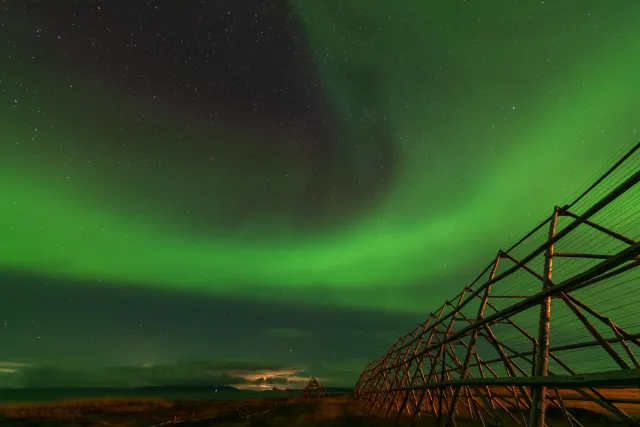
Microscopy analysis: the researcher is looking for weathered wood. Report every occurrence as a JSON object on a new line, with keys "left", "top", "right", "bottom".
{"left": 529, "top": 206, "right": 558, "bottom": 427}
{"left": 359, "top": 367, "right": 640, "bottom": 391}
{"left": 444, "top": 254, "right": 501, "bottom": 427}
{"left": 351, "top": 143, "right": 640, "bottom": 427}
{"left": 553, "top": 252, "right": 612, "bottom": 259}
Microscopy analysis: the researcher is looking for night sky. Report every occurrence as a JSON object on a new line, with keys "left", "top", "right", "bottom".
{"left": 1, "top": 0, "right": 639, "bottom": 390}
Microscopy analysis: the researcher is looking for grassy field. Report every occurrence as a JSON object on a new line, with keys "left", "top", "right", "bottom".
{"left": 0, "top": 390, "right": 637, "bottom": 426}
{"left": 0, "top": 395, "right": 299, "bottom": 426}
{"left": 0, "top": 395, "right": 381, "bottom": 427}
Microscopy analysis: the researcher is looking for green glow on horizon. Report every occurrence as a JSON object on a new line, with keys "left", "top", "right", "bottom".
{"left": 1, "top": 1, "right": 639, "bottom": 313}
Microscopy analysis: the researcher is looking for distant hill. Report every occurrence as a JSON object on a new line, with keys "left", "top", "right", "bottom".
{"left": 258, "top": 387, "right": 352, "bottom": 393}
{"left": 0, "top": 385, "right": 244, "bottom": 404}
{"left": 0, "top": 385, "right": 241, "bottom": 393}
{"left": 325, "top": 387, "right": 352, "bottom": 393}
{"left": 132, "top": 385, "right": 240, "bottom": 392}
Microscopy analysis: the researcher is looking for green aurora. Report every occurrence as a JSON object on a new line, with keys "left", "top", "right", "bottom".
{"left": 1, "top": 0, "right": 639, "bottom": 313}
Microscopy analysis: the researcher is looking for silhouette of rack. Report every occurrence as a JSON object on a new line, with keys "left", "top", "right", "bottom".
{"left": 301, "top": 376, "right": 329, "bottom": 400}
{"left": 351, "top": 138, "right": 640, "bottom": 427}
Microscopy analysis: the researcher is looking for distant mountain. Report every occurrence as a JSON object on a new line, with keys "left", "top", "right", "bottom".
{"left": 258, "top": 387, "right": 352, "bottom": 393}
{"left": 325, "top": 387, "right": 352, "bottom": 393}
{"left": 131, "top": 385, "right": 240, "bottom": 392}
{"left": 0, "top": 385, "right": 241, "bottom": 392}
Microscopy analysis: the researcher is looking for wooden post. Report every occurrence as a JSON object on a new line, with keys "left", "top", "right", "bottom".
{"left": 442, "top": 253, "right": 501, "bottom": 427}
{"left": 438, "top": 346, "right": 447, "bottom": 423}
{"left": 388, "top": 316, "right": 434, "bottom": 420}
{"left": 379, "top": 335, "right": 411, "bottom": 417}
{"left": 529, "top": 207, "right": 558, "bottom": 427}
{"left": 435, "top": 291, "right": 467, "bottom": 424}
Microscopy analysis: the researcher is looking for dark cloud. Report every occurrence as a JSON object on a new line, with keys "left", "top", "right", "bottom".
{"left": 0, "top": 357, "right": 362, "bottom": 390}
{"left": 252, "top": 376, "right": 290, "bottom": 386}
{"left": 9, "top": 359, "right": 300, "bottom": 389}
{"left": 167, "top": 359, "right": 294, "bottom": 373}
{"left": 0, "top": 361, "right": 28, "bottom": 372}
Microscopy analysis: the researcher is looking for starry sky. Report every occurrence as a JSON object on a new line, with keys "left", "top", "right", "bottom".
{"left": 1, "top": 0, "right": 639, "bottom": 390}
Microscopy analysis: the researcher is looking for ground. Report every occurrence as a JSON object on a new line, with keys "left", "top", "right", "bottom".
{"left": 0, "top": 393, "right": 636, "bottom": 426}
{"left": 0, "top": 394, "right": 379, "bottom": 427}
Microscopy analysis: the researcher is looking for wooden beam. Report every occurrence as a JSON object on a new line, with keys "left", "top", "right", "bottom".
{"left": 359, "top": 367, "right": 640, "bottom": 391}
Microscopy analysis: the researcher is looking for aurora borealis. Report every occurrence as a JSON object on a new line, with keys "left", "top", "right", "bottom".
{"left": 1, "top": 0, "right": 639, "bottom": 389}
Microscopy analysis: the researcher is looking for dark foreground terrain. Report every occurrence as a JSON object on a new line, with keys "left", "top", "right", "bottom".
{"left": 0, "top": 393, "right": 636, "bottom": 427}
{"left": 0, "top": 395, "right": 384, "bottom": 427}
